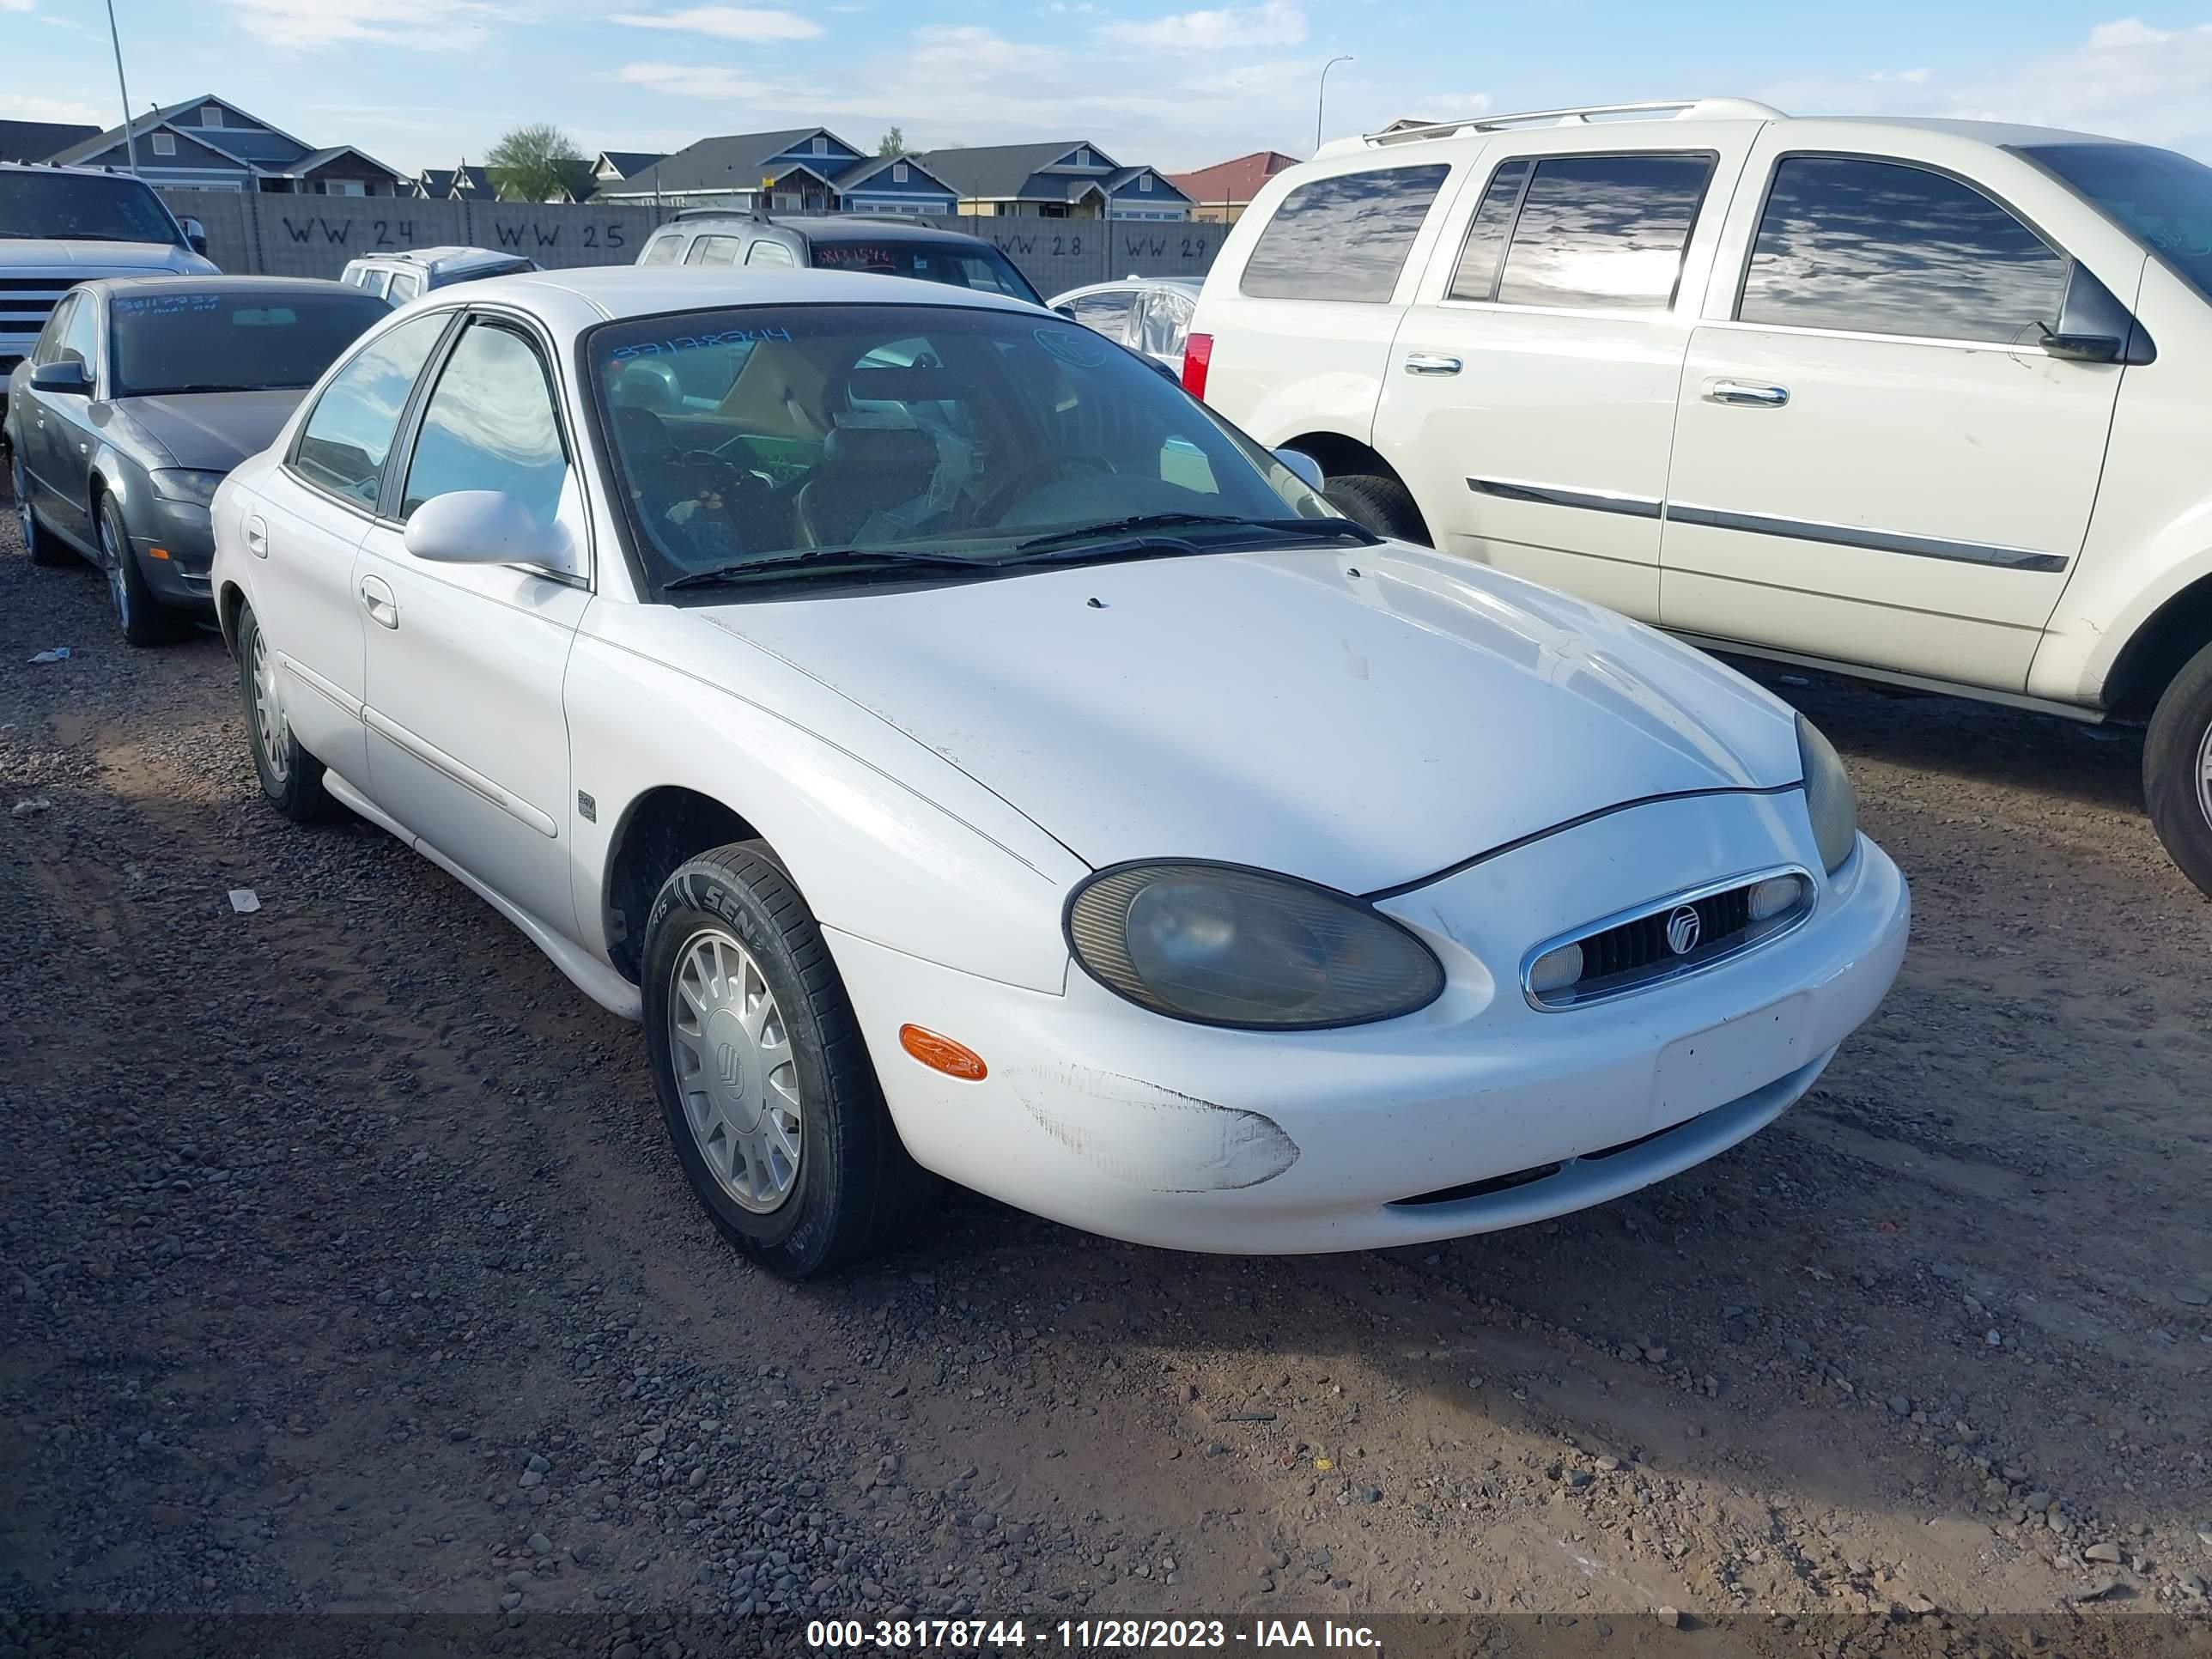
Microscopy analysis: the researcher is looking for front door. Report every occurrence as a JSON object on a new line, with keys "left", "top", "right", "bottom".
{"left": 1660, "top": 137, "right": 2130, "bottom": 689}
{"left": 356, "top": 313, "right": 590, "bottom": 937}
{"left": 1376, "top": 137, "right": 1754, "bottom": 622}
{"left": 27, "top": 293, "right": 102, "bottom": 546}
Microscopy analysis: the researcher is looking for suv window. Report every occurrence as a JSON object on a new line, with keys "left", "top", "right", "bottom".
{"left": 1488, "top": 153, "right": 1714, "bottom": 311}
{"left": 1739, "top": 156, "right": 2069, "bottom": 343}
{"left": 388, "top": 270, "right": 424, "bottom": 304}
{"left": 1240, "top": 164, "right": 1451, "bottom": 302}
{"left": 687, "top": 235, "right": 740, "bottom": 266}
{"left": 0, "top": 170, "right": 180, "bottom": 246}
{"left": 292, "top": 310, "right": 450, "bottom": 507}
{"left": 1447, "top": 159, "right": 1533, "bottom": 301}
{"left": 639, "top": 234, "right": 683, "bottom": 266}
{"left": 400, "top": 319, "right": 569, "bottom": 526}
{"left": 744, "top": 240, "right": 795, "bottom": 268}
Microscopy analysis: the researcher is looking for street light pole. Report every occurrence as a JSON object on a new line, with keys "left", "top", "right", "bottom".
{"left": 1316, "top": 54, "right": 1353, "bottom": 155}
{"left": 105, "top": 0, "right": 141, "bottom": 178}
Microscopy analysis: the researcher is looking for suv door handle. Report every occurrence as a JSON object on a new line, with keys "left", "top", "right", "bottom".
{"left": 245, "top": 516, "right": 268, "bottom": 558}
{"left": 360, "top": 574, "right": 399, "bottom": 629}
{"left": 1403, "top": 353, "right": 1463, "bottom": 376}
{"left": 1707, "top": 379, "right": 1790, "bottom": 407}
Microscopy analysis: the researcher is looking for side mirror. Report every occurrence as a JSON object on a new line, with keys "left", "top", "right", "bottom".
{"left": 1052, "top": 304, "right": 1079, "bottom": 322}
{"left": 404, "top": 490, "right": 575, "bottom": 575}
{"left": 29, "top": 359, "right": 92, "bottom": 396}
{"left": 1273, "top": 447, "right": 1326, "bottom": 493}
{"left": 2039, "top": 331, "right": 2122, "bottom": 364}
{"left": 181, "top": 216, "right": 208, "bottom": 257}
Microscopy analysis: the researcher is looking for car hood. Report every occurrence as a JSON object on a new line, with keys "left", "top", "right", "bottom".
{"left": 699, "top": 543, "right": 1805, "bottom": 894}
{"left": 113, "top": 390, "right": 305, "bottom": 472}
{"left": 0, "top": 240, "right": 199, "bottom": 271}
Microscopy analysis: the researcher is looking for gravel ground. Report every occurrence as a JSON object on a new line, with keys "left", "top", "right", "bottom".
{"left": 2, "top": 503, "right": 2209, "bottom": 1644}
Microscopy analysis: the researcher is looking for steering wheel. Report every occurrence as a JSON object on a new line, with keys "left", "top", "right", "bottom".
{"left": 979, "top": 453, "right": 1114, "bottom": 525}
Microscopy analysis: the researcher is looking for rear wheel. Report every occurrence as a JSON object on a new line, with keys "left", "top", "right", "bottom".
{"left": 1323, "top": 471, "right": 1430, "bottom": 545}
{"left": 235, "top": 600, "right": 335, "bottom": 822}
{"left": 2145, "top": 639, "right": 2212, "bottom": 900}
{"left": 641, "top": 841, "right": 935, "bottom": 1278}
{"left": 99, "top": 494, "right": 188, "bottom": 647}
{"left": 11, "top": 452, "right": 68, "bottom": 567}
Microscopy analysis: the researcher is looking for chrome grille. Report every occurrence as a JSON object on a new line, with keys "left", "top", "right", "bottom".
{"left": 1522, "top": 866, "right": 1813, "bottom": 1010}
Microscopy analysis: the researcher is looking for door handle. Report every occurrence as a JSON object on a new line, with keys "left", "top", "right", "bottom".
{"left": 360, "top": 575, "right": 398, "bottom": 629}
{"left": 1403, "top": 352, "right": 1463, "bottom": 376}
{"left": 1707, "top": 379, "right": 1790, "bottom": 408}
{"left": 245, "top": 516, "right": 268, "bottom": 558}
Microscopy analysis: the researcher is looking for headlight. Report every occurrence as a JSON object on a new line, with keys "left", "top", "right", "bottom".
{"left": 1066, "top": 861, "right": 1444, "bottom": 1029}
{"left": 149, "top": 468, "right": 225, "bottom": 507}
{"left": 1797, "top": 715, "right": 1858, "bottom": 875}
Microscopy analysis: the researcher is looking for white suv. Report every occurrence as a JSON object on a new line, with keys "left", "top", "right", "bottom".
{"left": 1187, "top": 98, "right": 2212, "bottom": 896}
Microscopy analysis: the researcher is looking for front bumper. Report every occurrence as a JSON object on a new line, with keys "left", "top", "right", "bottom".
{"left": 830, "top": 788, "right": 1910, "bottom": 1255}
{"left": 130, "top": 496, "right": 216, "bottom": 606}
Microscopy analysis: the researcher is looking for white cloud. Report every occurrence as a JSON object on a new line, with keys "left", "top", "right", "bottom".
{"left": 0, "top": 0, "right": 36, "bottom": 14}
{"left": 1866, "top": 68, "right": 1929, "bottom": 84}
{"left": 222, "top": 0, "right": 512, "bottom": 50}
{"left": 1094, "top": 0, "right": 1304, "bottom": 52}
{"left": 617, "top": 62, "right": 789, "bottom": 98}
{"left": 611, "top": 6, "right": 821, "bottom": 42}
{"left": 0, "top": 92, "right": 104, "bottom": 124}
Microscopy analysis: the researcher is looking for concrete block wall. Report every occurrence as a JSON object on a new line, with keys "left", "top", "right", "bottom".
{"left": 159, "top": 192, "right": 1224, "bottom": 296}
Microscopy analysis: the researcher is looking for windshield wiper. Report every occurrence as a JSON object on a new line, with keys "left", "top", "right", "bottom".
{"left": 134, "top": 383, "right": 265, "bottom": 396}
{"left": 1007, "top": 512, "right": 1381, "bottom": 560}
{"left": 663, "top": 546, "right": 991, "bottom": 590}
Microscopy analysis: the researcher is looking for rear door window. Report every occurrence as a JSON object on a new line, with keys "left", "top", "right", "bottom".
{"left": 1239, "top": 164, "right": 1451, "bottom": 302}
{"left": 1492, "top": 153, "right": 1716, "bottom": 311}
{"left": 687, "top": 235, "right": 740, "bottom": 266}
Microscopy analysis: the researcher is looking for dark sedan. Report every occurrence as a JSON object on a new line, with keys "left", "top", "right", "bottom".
{"left": 4, "top": 276, "right": 388, "bottom": 644}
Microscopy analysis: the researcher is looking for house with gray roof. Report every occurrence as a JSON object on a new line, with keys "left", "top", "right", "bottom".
{"left": 412, "top": 162, "right": 496, "bottom": 201}
{"left": 915, "top": 140, "right": 1190, "bottom": 222}
{"left": 595, "top": 127, "right": 958, "bottom": 217}
{"left": 591, "top": 150, "right": 666, "bottom": 191}
{"left": 48, "top": 94, "right": 405, "bottom": 195}
{"left": 0, "top": 119, "right": 99, "bottom": 164}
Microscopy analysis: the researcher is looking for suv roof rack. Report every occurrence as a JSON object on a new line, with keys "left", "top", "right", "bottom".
{"left": 1344, "top": 98, "right": 1786, "bottom": 152}
{"left": 669, "top": 205, "right": 769, "bottom": 223}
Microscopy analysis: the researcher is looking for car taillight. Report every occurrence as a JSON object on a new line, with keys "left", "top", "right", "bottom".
{"left": 1181, "top": 331, "right": 1212, "bottom": 400}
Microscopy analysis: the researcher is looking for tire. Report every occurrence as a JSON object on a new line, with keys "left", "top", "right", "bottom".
{"left": 11, "top": 451, "right": 69, "bottom": 568}
{"left": 641, "top": 841, "right": 935, "bottom": 1279}
{"left": 234, "top": 599, "right": 336, "bottom": 822}
{"left": 98, "top": 494, "right": 188, "bottom": 647}
{"left": 1323, "top": 471, "right": 1431, "bottom": 545}
{"left": 2144, "top": 638, "right": 2212, "bottom": 899}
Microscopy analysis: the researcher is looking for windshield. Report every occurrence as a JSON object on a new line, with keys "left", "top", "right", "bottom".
{"left": 0, "top": 172, "right": 182, "bottom": 246}
{"left": 589, "top": 302, "right": 1334, "bottom": 598}
{"left": 807, "top": 240, "right": 1043, "bottom": 306}
{"left": 110, "top": 288, "right": 391, "bottom": 397}
{"left": 2020, "top": 141, "right": 2212, "bottom": 304}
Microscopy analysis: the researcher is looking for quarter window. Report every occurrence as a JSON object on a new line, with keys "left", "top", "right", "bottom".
{"left": 1492, "top": 153, "right": 1714, "bottom": 311}
{"left": 399, "top": 320, "right": 569, "bottom": 528}
{"left": 1739, "top": 156, "right": 2069, "bottom": 343}
{"left": 638, "top": 234, "right": 682, "bottom": 266}
{"left": 1240, "top": 164, "right": 1450, "bottom": 302}
{"left": 1447, "top": 158, "right": 1532, "bottom": 301}
{"left": 744, "top": 240, "right": 796, "bottom": 267}
{"left": 292, "top": 310, "right": 449, "bottom": 507}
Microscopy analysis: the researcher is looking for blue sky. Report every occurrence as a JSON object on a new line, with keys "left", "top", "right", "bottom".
{"left": 4, "top": 0, "right": 2212, "bottom": 177}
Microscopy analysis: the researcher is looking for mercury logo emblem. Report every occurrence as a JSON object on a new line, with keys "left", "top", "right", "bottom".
{"left": 715, "top": 1042, "right": 744, "bottom": 1092}
{"left": 1664, "top": 905, "right": 1703, "bottom": 957}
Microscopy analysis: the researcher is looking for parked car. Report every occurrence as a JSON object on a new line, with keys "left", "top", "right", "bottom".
{"left": 1188, "top": 97, "right": 2212, "bottom": 898}
{"left": 636, "top": 211, "right": 1045, "bottom": 307}
{"left": 0, "top": 161, "right": 216, "bottom": 418}
{"left": 210, "top": 265, "right": 1908, "bottom": 1277}
{"left": 7, "top": 276, "right": 389, "bottom": 642}
{"left": 1050, "top": 276, "right": 1202, "bottom": 371}
{"left": 339, "top": 246, "right": 540, "bottom": 307}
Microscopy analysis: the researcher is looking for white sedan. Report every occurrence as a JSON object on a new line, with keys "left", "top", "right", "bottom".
{"left": 210, "top": 267, "right": 1910, "bottom": 1278}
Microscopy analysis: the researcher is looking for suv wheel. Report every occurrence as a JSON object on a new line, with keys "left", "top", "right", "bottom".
{"left": 11, "top": 453, "right": 69, "bottom": 567}
{"left": 2144, "top": 637, "right": 2212, "bottom": 899}
{"left": 641, "top": 841, "right": 935, "bottom": 1279}
{"left": 1323, "top": 472, "right": 1431, "bottom": 545}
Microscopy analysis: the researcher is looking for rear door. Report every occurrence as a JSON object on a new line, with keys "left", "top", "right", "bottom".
{"left": 1374, "top": 129, "right": 1759, "bottom": 621}
{"left": 1202, "top": 159, "right": 1462, "bottom": 447}
{"left": 1659, "top": 131, "right": 2130, "bottom": 688}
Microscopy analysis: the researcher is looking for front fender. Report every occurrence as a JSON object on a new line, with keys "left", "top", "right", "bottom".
{"left": 565, "top": 603, "right": 1089, "bottom": 997}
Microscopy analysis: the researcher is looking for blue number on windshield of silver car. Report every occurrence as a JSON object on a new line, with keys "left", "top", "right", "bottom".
{"left": 116, "top": 294, "right": 222, "bottom": 314}
{"left": 613, "top": 327, "right": 793, "bottom": 361}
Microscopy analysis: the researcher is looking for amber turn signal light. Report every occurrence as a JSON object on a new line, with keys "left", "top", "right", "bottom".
{"left": 898, "top": 1024, "right": 987, "bottom": 1081}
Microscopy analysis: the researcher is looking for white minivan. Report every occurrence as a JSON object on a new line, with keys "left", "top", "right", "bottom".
{"left": 1187, "top": 98, "right": 2212, "bottom": 897}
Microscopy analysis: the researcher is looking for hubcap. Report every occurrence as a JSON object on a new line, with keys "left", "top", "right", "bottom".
{"left": 2197, "top": 720, "right": 2212, "bottom": 830}
{"left": 12, "top": 465, "right": 29, "bottom": 544}
{"left": 667, "top": 929, "right": 802, "bottom": 1213}
{"left": 100, "top": 516, "right": 130, "bottom": 625}
{"left": 249, "top": 625, "right": 289, "bottom": 782}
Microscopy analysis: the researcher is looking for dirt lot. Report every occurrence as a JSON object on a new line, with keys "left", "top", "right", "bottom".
{"left": 2, "top": 505, "right": 2209, "bottom": 1645}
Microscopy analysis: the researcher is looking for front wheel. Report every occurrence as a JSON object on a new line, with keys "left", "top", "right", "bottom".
{"left": 641, "top": 842, "right": 934, "bottom": 1278}
{"left": 2144, "top": 638, "right": 2212, "bottom": 899}
{"left": 99, "top": 495, "right": 188, "bottom": 647}
{"left": 1322, "top": 471, "right": 1431, "bottom": 545}
{"left": 235, "top": 600, "right": 336, "bottom": 822}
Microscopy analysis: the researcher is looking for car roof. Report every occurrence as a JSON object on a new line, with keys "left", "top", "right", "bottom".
{"left": 80, "top": 274, "right": 367, "bottom": 295}
{"left": 348, "top": 246, "right": 532, "bottom": 275}
{"left": 663, "top": 214, "right": 1000, "bottom": 247}
{"left": 428, "top": 264, "right": 1048, "bottom": 331}
{"left": 1052, "top": 276, "right": 1202, "bottom": 301}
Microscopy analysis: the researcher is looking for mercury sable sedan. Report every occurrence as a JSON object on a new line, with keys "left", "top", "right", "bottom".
{"left": 209, "top": 267, "right": 1910, "bottom": 1278}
